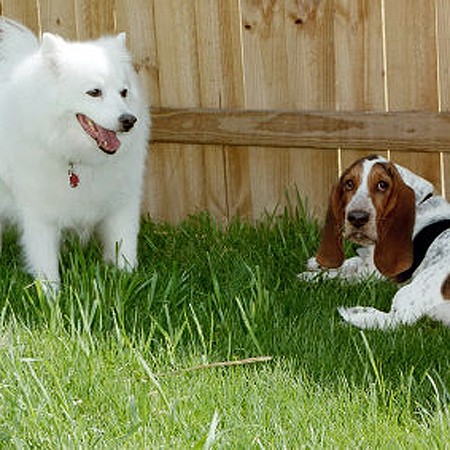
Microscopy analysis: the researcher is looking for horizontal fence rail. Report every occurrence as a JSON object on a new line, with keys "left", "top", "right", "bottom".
{"left": 151, "top": 108, "right": 450, "bottom": 152}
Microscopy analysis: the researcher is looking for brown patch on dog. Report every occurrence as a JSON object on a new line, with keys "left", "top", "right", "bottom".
{"left": 369, "top": 162, "right": 415, "bottom": 278}
{"left": 316, "top": 159, "right": 364, "bottom": 268}
{"left": 441, "top": 274, "right": 450, "bottom": 300}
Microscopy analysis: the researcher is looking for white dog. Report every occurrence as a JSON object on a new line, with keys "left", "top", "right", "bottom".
{"left": 0, "top": 18, "right": 150, "bottom": 288}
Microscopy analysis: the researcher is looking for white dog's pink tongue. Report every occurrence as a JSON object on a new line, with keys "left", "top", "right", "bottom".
{"left": 76, "top": 114, "right": 121, "bottom": 154}
{"left": 97, "top": 127, "right": 120, "bottom": 154}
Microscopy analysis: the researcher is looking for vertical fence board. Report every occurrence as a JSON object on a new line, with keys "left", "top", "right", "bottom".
{"left": 1, "top": 0, "right": 39, "bottom": 32}
{"left": 114, "top": 3, "right": 157, "bottom": 105}
{"left": 335, "top": 0, "right": 387, "bottom": 168}
{"left": 115, "top": 0, "right": 160, "bottom": 106}
{"left": 38, "top": 0, "right": 77, "bottom": 38}
{"left": 194, "top": 0, "right": 246, "bottom": 220}
{"left": 237, "top": 0, "right": 336, "bottom": 219}
{"left": 148, "top": 0, "right": 227, "bottom": 222}
{"left": 384, "top": 0, "right": 441, "bottom": 191}
{"left": 74, "top": 0, "right": 116, "bottom": 39}
{"left": 334, "top": 0, "right": 384, "bottom": 112}
{"left": 193, "top": 0, "right": 245, "bottom": 108}
{"left": 283, "top": 0, "right": 337, "bottom": 218}
{"left": 239, "top": 0, "right": 286, "bottom": 218}
{"left": 152, "top": 1, "right": 199, "bottom": 107}
{"left": 436, "top": 0, "right": 450, "bottom": 197}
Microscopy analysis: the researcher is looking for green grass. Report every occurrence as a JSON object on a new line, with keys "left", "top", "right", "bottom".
{"left": 0, "top": 202, "right": 450, "bottom": 448}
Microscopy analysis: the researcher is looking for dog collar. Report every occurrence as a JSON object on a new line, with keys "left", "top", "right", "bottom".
{"left": 419, "top": 192, "right": 433, "bottom": 205}
{"left": 68, "top": 163, "right": 80, "bottom": 188}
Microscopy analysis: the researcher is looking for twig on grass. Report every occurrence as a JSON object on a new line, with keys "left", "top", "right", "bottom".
{"left": 166, "top": 355, "right": 273, "bottom": 376}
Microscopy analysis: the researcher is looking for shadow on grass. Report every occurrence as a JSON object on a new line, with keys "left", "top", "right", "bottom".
{"left": 0, "top": 200, "right": 449, "bottom": 412}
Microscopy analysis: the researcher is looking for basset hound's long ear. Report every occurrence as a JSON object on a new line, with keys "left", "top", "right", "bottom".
{"left": 316, "top": 183, "right": 345, "bottom": 268}
{"left": 374, "top": 166, "right": 415, "bottom": 278}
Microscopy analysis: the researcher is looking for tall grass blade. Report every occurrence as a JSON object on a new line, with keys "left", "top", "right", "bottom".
{"left": 235, "top": 296, "right": 262, "bottom": 354}
{"left": 134, "top": 349, "right": 170, "bottom": 412}
{"left": 204, "top": 410, "right": 220, "bottom": 450}
{"left": 359, "top": 330, "right": 385, "bottom": 402}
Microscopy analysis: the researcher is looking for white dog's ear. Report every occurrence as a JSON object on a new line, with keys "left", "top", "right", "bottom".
{"left": 40, "top": 32, "right": 66, "bottom": 75}
{"left": 41, "top": 32, "right": 66, "bottom": 53}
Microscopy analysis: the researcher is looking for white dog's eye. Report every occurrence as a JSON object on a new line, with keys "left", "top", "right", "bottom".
{"left": 86, "top": 88, "right": 102, "bottom": 98}
{"left": 120, "top": 88, "right": 128, "bottom": 98}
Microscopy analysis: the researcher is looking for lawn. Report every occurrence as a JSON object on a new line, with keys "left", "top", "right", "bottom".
{"left": 0, "top": 202, "right": 449, "bottom": 448}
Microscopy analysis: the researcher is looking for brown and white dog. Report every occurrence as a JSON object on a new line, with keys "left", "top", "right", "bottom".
{"left": 300, "top": 155, "right": 450, "bottom": 329}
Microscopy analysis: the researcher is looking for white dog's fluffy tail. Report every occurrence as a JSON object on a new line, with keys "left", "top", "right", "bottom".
{"left": 0, "top": 17, "right": 38, "bottom": 82}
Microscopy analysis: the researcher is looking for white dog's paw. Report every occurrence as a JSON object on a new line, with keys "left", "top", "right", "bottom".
{"left": 33, "top": 278, "right": 60, "bottom": 298}
{"left": 117, "top": 256, "right": 137, "bottom": 272}
{"left": 337, "top": 306, "right": 392, "bottom": 329}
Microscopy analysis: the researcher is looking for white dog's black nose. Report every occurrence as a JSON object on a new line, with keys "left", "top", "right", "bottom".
{"left": 118, "top": 113, "right": 137, "bottom": 132}
{"left": 347, "top": 210, "right": 370, "bottom": 228}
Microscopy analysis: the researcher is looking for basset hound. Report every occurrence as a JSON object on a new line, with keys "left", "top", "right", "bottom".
{"left": 299, "top": 155, "right": 450, "bottom": 329}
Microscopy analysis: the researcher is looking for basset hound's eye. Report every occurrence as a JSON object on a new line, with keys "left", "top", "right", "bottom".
{"left": 343, "top": 179, "right": 354, "bottom": 191}
{"left": 376, "top": 180, "right": 390, "bottom": 192}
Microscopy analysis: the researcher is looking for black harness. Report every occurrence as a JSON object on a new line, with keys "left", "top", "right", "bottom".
{"left": 395, "top": 218, "right": 450, "bottom": 283}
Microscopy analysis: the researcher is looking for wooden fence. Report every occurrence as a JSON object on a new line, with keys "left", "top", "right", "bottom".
{"left": 2, "top": 0, "right": 450, "bottom": 222}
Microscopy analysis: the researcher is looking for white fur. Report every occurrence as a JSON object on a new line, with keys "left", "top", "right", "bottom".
{"left": 0, "top": 18, "right": 150, "bottom": 288}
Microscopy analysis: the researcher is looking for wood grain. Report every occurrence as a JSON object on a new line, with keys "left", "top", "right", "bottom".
{"left": 151, "top": 107, "right": 450, "bottom": 152}
{"left": 147, "top": 1, "right": 228, "bottom": 222}
{"left": 334, "top": 0, "right": 387, "bottom": 169}
{"left": 436, "top": 0, "right": 450, "bottom": 197}
{"left": 238, "top": 0, "right": 337, "bottom": 219}
{"left": 115, "top": 0, "right": 158, "bottom": 104}
{"left": 384, "top": 0, "right": 441, "bottom": 190}
{"left": 1, "top": 0, "right": 39, "bottom": 32}
{"left": 73, "top": 0, "right": 116, "bottom": 39}
{"left": 39, "top": 0, "right": 77, "bottom": 39}
{"left": 194, "top": 0, "right": 245, "bottom": 219}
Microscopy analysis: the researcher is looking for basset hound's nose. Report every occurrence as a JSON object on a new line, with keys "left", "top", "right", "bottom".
{"left": 347, "top": 210, "right": 370, "bottom": 228}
